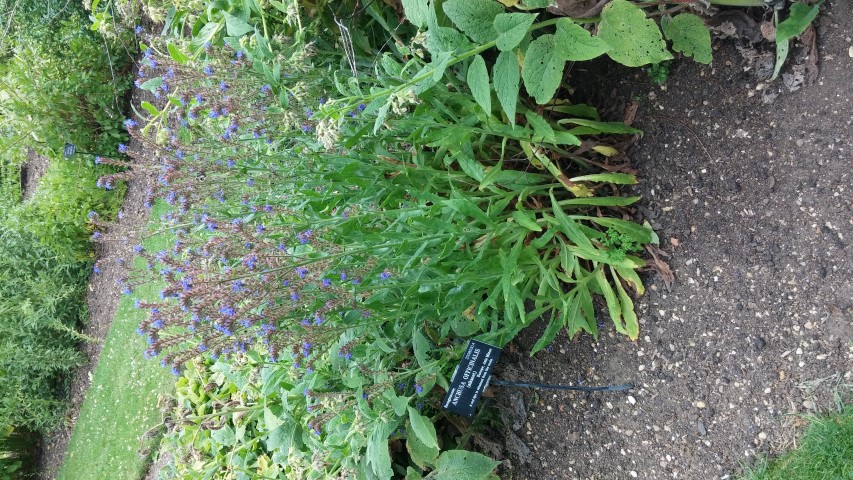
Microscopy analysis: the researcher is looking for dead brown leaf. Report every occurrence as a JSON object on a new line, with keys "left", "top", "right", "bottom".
{"left": 644, "top": 244, "right": 675, "bottom": 289}
{"left": 623, "top": 100, "right": 639, "bottom": 126}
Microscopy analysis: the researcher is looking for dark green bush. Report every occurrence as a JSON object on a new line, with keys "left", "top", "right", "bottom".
{"left": 0, "top": 227, "right": 87, "bottom": 432}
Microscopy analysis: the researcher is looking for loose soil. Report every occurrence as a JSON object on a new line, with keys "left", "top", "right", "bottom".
{"left": 494, "top": 2, "right": 853, "bottom": 479}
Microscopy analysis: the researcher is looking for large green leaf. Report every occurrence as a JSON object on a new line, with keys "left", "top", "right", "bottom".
{"left": 598, "top": 0, "right": 673, "bottom": 67}
{"left": 522, "top": 34, "right": 566, "bottom": 104}
{"left": 493, "top": 50, "right": 520, "bottom": 125}
{"left": 443, "top": 0, "right": 504, "bottom": 44}
{"left": 557, "top": 117, "right": 641, "bottom": 134}
{"left": 467, "top": 55, "right": 492, "bottom": 116}
{"left": 494, "top": 13, "right": 537, "bottom": 52}
{"left": 611, "top": 266, "right": 639, "bottom": 340}
{"left": 772, "top": 2, "right": 822, "bottom": 80}
{"left": 408, "top": 407, "right": 439, "bottom": 449}
{"left": 402, "top": 0, "right": 429, "bottom": 28}
{"left": 407, "top": 420, "right": 439, "bottom": 469}
{"left": 222, "top": 12, "right": 255, "bottom": 37}
{"left": 661, "top": 13, "right": 712, "bottom": 64}
{"left": 428, "top": 450, "right": 500, "bottom": 479}
{"left": 367, "top": 422, "right": 395, "bottom": 479}
{"left": 554, "top": 19, "right": 608, "bottom": 61}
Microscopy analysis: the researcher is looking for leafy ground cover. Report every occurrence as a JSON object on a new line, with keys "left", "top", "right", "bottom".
{"left": 56, "top": 205, "right": 174, "bottom": 480}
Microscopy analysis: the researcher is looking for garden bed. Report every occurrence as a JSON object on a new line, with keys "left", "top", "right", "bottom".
{"left": 494, "top": 2, "right": 852, "bottom": 477}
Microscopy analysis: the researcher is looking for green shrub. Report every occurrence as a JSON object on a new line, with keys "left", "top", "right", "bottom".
{"left": 0, "top": 227, "right": 87, "bottom": 432}
{"left": 6, "top": 155, "right": 125, "bottom": 260}
{"left": 0, "top": 0, "right": 133, "bottom": 165}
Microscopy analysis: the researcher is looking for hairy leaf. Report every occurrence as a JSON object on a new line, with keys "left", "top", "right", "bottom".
{"left": 494, "top": 13, "right": 537, "bottom": 52}
{"left": 443, "top": 0, "right": 504, "bottom": 44}
{"left": 402, "top": 0, "right": 429, "bottom": 29}
{"left": 429, "top": 450, "right": 500, "bottom": 479}
{"left": 493, "top": 50, "right": 520, "bottom": 124}
{"left": 522, "top": 34, "right": 566, "bottom": 104}
{"left": 554, "top": 19, "right": 608, "bottom": 61}
{"left": 598, "top": 0, "right": 673, "bottom": 67}
{"left": 662, "top": 13, "right": 712, "bottom": 64}
{"left": 467, "top": 55, "right": 492, "bottom": 115}
{"left": 408, "top": 407, "right": 439, "bottom": 449}
{"left": 772, "top": 2, "right": 821, "bottom": 80}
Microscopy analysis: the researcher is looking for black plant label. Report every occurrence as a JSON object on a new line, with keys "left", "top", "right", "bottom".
{"left": 442, "top": 339, "right": 501, "bottom": 417}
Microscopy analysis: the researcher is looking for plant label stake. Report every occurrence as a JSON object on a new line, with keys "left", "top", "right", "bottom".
{"left": 442, "top": 339, "right": 635, "bottom": 418}
{"left": 442, "top": 339, "right": 501, "bottom": 417}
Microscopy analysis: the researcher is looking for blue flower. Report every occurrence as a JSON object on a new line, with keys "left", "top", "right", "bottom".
{"left": 203, "top": 65, "right": 213, "bottom": 76}
{"left": 358, "top": 103, "right": 366, "bottom": 111}
{"left": 118, "top": 143, "right": 128, "bottom": 153}
{"left": 124, "top": 118, "right": 138, "bottom": 129}
{"left": 87, "top": 211, "right": 99, "bottom": 220}
{"left": 322, "top": 278, "right": 331, "bottom": 287}
{"left": 134, "top": 25, "right": 142, "bottom": 35}
{"left": 379, "top": 270, "right": 392, "bottom": 280}
{"left": 295, "top": 267, "right": 309, "bottom": 279}
{"left": 195, "top": 93, "right": 203, "bottom": 104}
{"left": 261, "top": 84, "right": 271, "bottom": 93}
{"left": 219, "top": 81, "right": 228, "bottom": 91}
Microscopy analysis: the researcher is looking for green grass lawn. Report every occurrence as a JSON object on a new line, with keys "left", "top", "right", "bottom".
{"left": 740, "top": 406, "right": 853, "bottom": 480}
{"left": 57, "top": 205, "right": 175, "bottom": 480}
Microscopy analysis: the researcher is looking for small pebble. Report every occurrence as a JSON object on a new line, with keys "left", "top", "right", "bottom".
{"left": 696, "top": 400, "right": 706, "bottom": 409}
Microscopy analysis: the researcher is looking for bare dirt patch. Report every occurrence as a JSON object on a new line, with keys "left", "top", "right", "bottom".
{"left": 21, "top": 148, "right": 50, "bottom": 200}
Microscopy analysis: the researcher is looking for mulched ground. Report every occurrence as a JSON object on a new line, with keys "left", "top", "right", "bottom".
{"left": 494, "top": 2, "right": 853, "bottom": 479}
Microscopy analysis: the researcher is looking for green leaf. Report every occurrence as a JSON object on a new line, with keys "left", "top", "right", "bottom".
{"left": 407, "top": 419, "right": 439, "bottom": 469}
{"left": 661, "top": 13, "right": 712, "bottom": 64}
{"left": 773, "top": 2, "right": 821, "bottom": 80}
{"left": 530, "top": 306, "right": 566, "bottom": 355}
{"left": 494, "top": 13, "right": 537, "bottom": 52}
{"left": 429, "top": 450, "right": 500, "bottom": 479}
{"left": 138, "top": 77, "right": 163, "bottom": 93}
{"left": 140, "top": 101, "right": 159, "bottom": 116}
{"left": 167, "top": 42, "right": 189, "bottom": 64}
{"left": 493, "top": 50, "right": 520, "bottom": 124}
{"left": 373, "top": 101, "right": 391, "bottom": 134}
{"left": 408, "top": 407, "right": 439, "bottom": 449}
{"left": 431, "top": 51, "right": 454, "bottom": 81}
{"left": 402, "top": 0, "right": 429, "bottom": 29}
{"left": 413, "top": 328, "right": 431, "bottom": 368}
{"left": 367, "top": 422, "right": 395, "bottom": 479}
{"left": 554, "top": 19, "right": 608, "bottom": 61}
{"left": 524, "top": 110, "right": 555, "bottom": 141}
{"left": 512, "top": 210, "right": 542, "bottom": 232}
{"left": 211, "top": 425, "right": 236, "bottom": 447}
{"left": 222, "top": 11, "right": 255, "bottom": 37}
{"left": 557, "top": 118, "right": 641, "bottom": 134}
{"left": 569, "top": 173, "right": 638, "bottom": 185}
{"left": 560, "top": 196, "right": 641, "bottom": 207}
{"left": 595, "top": 268, "right": 624, "bottom": 334}
{"left": 263, "top": 407, "right": 283, "bottom": 431}
{"left": 443, "top": 0, "right": 504, "bottom": 44}
{"left": 598, "top": 0, "right": 673, "bottom": 67}
{"left": 444, "top": 198, "right": 492, "bottom": 225}
{"left": 522, "top": 34, "right": 566, "bottom": 104}
{"left": 577, "top": 216, "right": 653, "bottom": 244}
{"left": 467, "top": 55, "right": 492, "bottom": 115}
{"left": 777, "top": 2, "right": 821, "bottom": 42}
{"left": 611, "top": 266, "right": 639, "bottom": 340}
{"left": 427, "top": 27, "right": 475, "bottom": 54}
{"left": 384, "top": 390, "right": 412, "bottom": 416}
